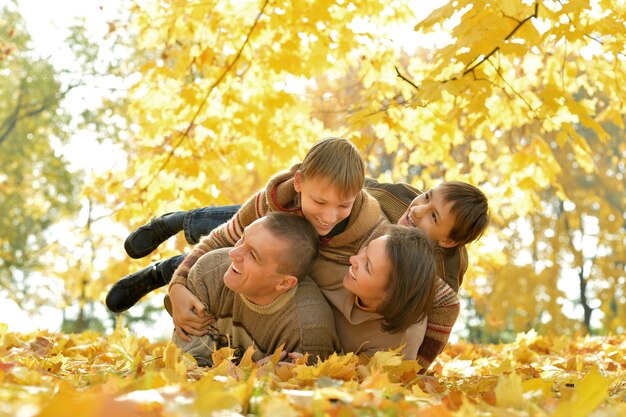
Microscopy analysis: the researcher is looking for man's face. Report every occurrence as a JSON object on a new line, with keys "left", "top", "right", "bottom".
{"left": 223, "top": 219, "right": 289, "bottom": 305}
{"left": 397, "top": 185, "right": 457, "bottom": 247}
{"left": 294, "top": 172, "right": 357, "bottom": 236}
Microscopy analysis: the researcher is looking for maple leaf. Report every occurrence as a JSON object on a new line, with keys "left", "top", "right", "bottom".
{"left": 211, "top": 345, "right": 239, "bottom": 367}
{"left": 2, "top": 328, "right": 626, "bottom": 416}
{"left": 366, "top": 347, "right": 404, "bottom": 372}
{"left": 386, "top": 360, "right": 423, "bottom": 386}
{"left": 293, "top": 353, "right": 359, "bottom": 382}
{"left": 194, "top": 377, "right": 242, "bottom": 415}
{"left": 551, "top": 370, "right": 610, "bottom": 417}
{"left": 258, "top": 395, "right": 299, "bottom": 417}
{"left": 237, "top": 346, "right": 256, "bottom": 369}
{"left": 494, "top": 372, "right": 524, "bottom": 409}
{"left": 29, "top": 337, "right": 54, "bottom": 357}
{"left": 158, "top": 342, "right": 190, "bottom": 381}
{"left": 39, "top": 391, "right": 166, "bottom": 417}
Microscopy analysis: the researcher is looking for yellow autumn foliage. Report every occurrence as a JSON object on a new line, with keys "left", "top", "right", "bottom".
{"left": 1, "top": 326, "right": 625, "bottom": 416}
{"left": 66, "top": 0, "right": 626, "bottom": 340}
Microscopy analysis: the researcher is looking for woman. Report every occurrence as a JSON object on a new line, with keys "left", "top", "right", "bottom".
{"left": 323, "top": 225, "right": 437, "bottom": 359}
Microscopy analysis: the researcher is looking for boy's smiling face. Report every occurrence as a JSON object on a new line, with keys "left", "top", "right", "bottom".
{"left": 294, "top": 172, "right": 357, "bottom": 236}
{"left": 397, "top": 185, "right": 457, "bottom": 248}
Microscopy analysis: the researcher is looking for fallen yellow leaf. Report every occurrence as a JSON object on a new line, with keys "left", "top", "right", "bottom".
{"left": 551, "top": 370, "right": 610, "bottom": 417}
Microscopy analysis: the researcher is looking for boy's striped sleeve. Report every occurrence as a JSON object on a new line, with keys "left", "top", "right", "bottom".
{"left": 417, "top": 277, "right": 460, "bottom": 372}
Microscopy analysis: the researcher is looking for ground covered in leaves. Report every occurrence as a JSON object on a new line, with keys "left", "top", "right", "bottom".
{"left": 1, "top": 322, "right": 625, "bottom": 417}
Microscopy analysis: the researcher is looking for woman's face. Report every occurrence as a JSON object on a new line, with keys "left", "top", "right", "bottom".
{"left": 342, "top": 235, "right": 391, "bottom": 310}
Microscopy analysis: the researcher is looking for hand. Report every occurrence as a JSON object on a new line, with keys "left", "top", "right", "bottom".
{"left": 256, "top": 351, "right": 304, "bottom": 367}
{"left": 169, "top": 284, "right": 214, "bottom": 342}
{"left": 279, "top": 352, "right": 304, "bottom": 367}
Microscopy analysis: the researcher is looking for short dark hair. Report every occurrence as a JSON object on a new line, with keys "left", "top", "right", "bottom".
{"left": 377, "top": 225, "right": 437, "bottom": 333}
{"left": 439, "top": 181, "right": 489, "bottom": 246}
{"left": 262, "top": 212, "right": 319, "bottom": 279}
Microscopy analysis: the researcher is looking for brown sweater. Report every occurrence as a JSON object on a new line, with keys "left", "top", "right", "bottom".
{"left": 175, "top": 249, "right": 340, "bottom": 363}
{"left": 171, "top": 170, "right": 464, "bottom": 370}
{"left": 322, "top": 285, "right": 428, "bottom": 359}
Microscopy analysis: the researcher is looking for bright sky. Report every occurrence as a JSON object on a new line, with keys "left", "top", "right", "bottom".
{"left": 18, "top": 0, "right": 121, "bottom": 52}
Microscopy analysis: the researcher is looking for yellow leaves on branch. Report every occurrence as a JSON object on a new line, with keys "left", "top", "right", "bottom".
{"left": 86, "top": 0, "right": 626, "bottom": 352}
{"left": 1, "top": 324, "right": 626, "bottom": 417}
{"left": 403, "top": 0, "right": 620, "bottom": 189}
{"left": 113, "top": 0, "right": 624, "bottom": 244}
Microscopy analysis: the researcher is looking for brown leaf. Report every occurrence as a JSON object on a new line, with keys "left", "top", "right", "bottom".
{"left": 30, "top": 337, "right": 54, "bottom": 356}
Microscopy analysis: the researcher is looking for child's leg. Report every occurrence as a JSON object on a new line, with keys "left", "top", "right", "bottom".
{"left": 183, "top": 205, "right": 241, "bottom": 244}
{"left": 158, "top": 253, "right": 184, "bottom": 283}
{"left": 124, "top": 212, "right": 186, "bottom": 258}
{"left": 111, "top": 205, "right": 241, "bottom": 312}
{"left": 105, "top": 254, "right": 185, "bottom": 313}
{"left": 124, "top": 205, "right": 241, "bottom": 258}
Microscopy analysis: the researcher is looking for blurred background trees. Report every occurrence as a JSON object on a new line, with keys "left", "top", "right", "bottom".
{"left": 2, "top": 0, "right": 624, "bottom": 341}
{"left": 0, "top": 4, "right": 81, "bottom": 309}
{"left": 0, "top": 1, "right": 143, "bottom": 333}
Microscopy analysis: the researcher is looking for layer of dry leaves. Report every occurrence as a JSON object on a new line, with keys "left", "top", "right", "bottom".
{"left": 1, "top": 320, "right": 625, "bottom": 417}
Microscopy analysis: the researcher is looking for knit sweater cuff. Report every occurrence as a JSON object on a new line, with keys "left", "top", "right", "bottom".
{"left": 168, "top": 277, "right": 186, "bottom": 290}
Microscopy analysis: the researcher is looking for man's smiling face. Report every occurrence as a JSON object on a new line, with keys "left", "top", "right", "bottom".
{"left": 223, "top": 218, "right": 289, "bottom": 305}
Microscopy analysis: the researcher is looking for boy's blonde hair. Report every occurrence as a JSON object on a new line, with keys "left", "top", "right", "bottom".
{"left": 299, "top": 137, "right": 365, "bottom": 198}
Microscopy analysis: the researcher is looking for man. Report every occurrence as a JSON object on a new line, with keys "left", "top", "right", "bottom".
{"left": 167, "top": 211, "right": 340, "bottom": 366}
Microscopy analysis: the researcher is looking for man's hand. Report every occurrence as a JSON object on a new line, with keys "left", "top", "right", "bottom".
{"left": 256, "top": 351, "right": 304, "bottom": 367}
{"left": 278, "top": 352, "right": 304, "bottom": 367}
{"left": 169, "top": 284, "right": 214, "bottom": 342}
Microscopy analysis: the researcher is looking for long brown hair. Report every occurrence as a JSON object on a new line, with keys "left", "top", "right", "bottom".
{"left": 377, "top": 225, "right": 437, "bottom": 333}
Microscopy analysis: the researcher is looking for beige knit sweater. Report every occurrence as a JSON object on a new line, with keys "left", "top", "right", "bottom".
{"left": 174, "top": 248, "right": 340, "bottom": 363}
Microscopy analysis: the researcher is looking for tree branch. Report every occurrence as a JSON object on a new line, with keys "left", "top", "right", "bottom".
{"left": 483, "top": 58, "right": 541, "bottom": 121}
{"left": 0, "top": 81, "right": 81, "bottom": 146}
{"left": 559, "top": 199, "right": 593, "bottom": 332}
{"left": 585, "top": 34, "right": 626, "bottom": 59}
{"left": 396, "top": 2, "right": 539, "bottom": 90}
{"left": 140, "top": 0, "right": 271, "bottom": 193}
{"left": 394, "top": 65, "right": 420, "bottom": 91}
{"left": 462, "top": 2, "right": 539, "bottom": 76}
{"left": 0, "top": 93, "right": 22, "bottom": 146}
